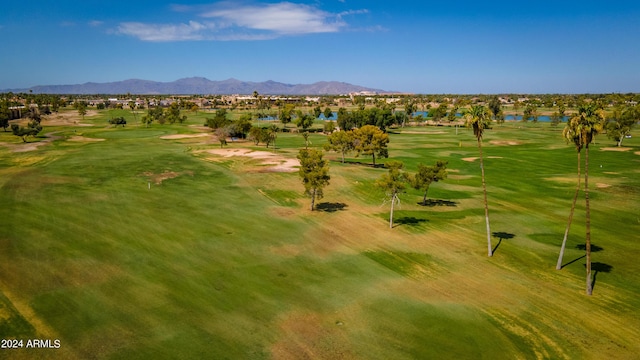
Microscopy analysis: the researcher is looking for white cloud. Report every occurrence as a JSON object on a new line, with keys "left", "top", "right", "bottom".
{"left": 202, "top": 2, "right": 345, "bottom": 34}
{"left": 89, "top": 20, "right": 104, "bottom": 27}
{"left": 117, "top": 21, "right": 212, "bottom": 42}
{"left": 116, "top": 1, "right": 371, "bottom": 42}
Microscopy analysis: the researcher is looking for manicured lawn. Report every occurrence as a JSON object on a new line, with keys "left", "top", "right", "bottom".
{"left": 1, "top": 110, "right": 639, "bottom": 359}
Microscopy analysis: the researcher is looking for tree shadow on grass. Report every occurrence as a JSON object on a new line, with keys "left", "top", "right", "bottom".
{"left": 417, "top": 199, "right": 458, "bottom": 207}
{"left": 315, "top": 202, "right": 348, "bottom": 213}
{"left": 561, "top": 244, "right": 604, "bottom": 269}
{"left": 585, "top": 262, "right": 613, "bottom": 291}
{"left": 343, "top": 160, "right": 385, "bottom": 168}
{"left": 491, "top": 232, "right": 515, "bottom": 254}
{"left": 394, "top": 217, "right": 428, "bottom": 228}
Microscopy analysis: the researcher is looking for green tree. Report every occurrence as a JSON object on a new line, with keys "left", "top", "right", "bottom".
{"left": 297, "top": 149, "right": 331, "bottom": 211}
{"left": 412, "top": 160, "right": 448, "bottom": 205}
{"left": 465, "top": 105, "right": 493, "bottom": 257}
{"left": 323, "top": 107, "right": 333, "bottom": 120}
{"left": 323, "top": 120, "right": 336, "bottom": 134}
{"left": 234, "top": 114, "right": 253, "bottom": 139}
{"left": 606, "top": 106, "right": 637, "bottom": 147}
{"left": 313, "top": 106, "right": 322, "bottom": 119}
{"left": 279, "top": 104, "right": 295, "bottom": 127}
{"left": 267, "top": 124, "right": 279, "bottom": 149}
{"left": 447, "top": 106, "right": 459, "bottom": 123}
{"left": 11, "top": 120, "right": 42, "bottom": 142}
{"left": 376, "top": 160, "right": 408, "bottom": 229}
{"left": 353, "top": 125, "right": 389, "bottom": 166}
{"left": 0, "top": 97, "right": 10, "bottom": 131}
{"left": 337, "top": 107, "right": 355, "bottom": 130}
{"left": 488, "top": 96, "right": 502, "bottom": 119}
{"left": 108, "top": 117, "right": 127, "bottom": 127}
{"left": 324, "top": 130, "right": 355, "bottom": 163}
{"left": 295, "top": 112, "right": 315, "bottom": 131}
{"left": 404, "top": 100, "right": 416, "bottom": 127}
{"left": 248, "top": 126, "right": 263, "bottom": 145}
{"left": 205, "top": 109, "right": 231, "bottom": 130}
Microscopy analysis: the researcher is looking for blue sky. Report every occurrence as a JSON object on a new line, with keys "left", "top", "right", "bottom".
{"left": 1, "top": 1, "right": 639, "bottom": 93}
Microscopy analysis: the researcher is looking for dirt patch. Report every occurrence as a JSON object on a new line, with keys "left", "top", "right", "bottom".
{"left": 142, "top": 170, "right": 193, "bottom": 184}
{"left": 67, "top": 136, "right": 105, "bottom": 142}
{"left": 401, "top": 131, "right": 447, "bottom": 135}
{"left": 601, "top": 147, "right": 631, "bottom": 152}
{"left": 490, "top": 140, "right": 522, "bottom": 146}
{"left": 160, "top": 133, "right": 210, "bottom": 140}
{"left": 2, "top": 132, "right": 62, "bottom": 152}
{"left": 42, "top": 110, "right": 96, "bottom": 127}
{"left": 270, "top": 311, "right": 356, "bottom": 360}
{"left": 596, "top": 183, "right": 611, "bottom": 188}
{"left": 462, "top": 156, "right": 503, "bottom": 162}
{"left": 203, "top": 148, "right": 299, "bottom": 173}
{"left": 635, "top": 151, "right": 640, "bottom": 156}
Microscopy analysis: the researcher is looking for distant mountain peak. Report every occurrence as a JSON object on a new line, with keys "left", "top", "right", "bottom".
{"left": 5, "top": 77, "right": 388, "bottom": 95}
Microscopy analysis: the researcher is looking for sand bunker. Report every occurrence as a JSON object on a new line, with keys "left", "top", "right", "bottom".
{"left": 204, "top": 148, "right": 298, "bottom": 172}
{"left": 462, "top": 156, "right": 503, "bottom": 162}
{"left": 160, "top": 133, "right": 210, "bottom": 140}
{"left": 601, "top": 147, "right": 631, "bottom": 152}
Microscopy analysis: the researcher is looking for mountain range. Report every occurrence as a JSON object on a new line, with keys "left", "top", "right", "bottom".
{"left": 6, "top": 77, "right": 388, "bottom": 95}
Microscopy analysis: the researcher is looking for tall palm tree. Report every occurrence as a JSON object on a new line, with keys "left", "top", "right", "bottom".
{"left": 564, "top": 105, "right": 603, "bottom": 294}
{"left": 465, "top": 105, "right": 493, "bottom": 257}
{"left": 577, "top": 105, "right": 604, "bottom": 295}
{"left": 557, "top": 122, "right": 583, "bottom": 270}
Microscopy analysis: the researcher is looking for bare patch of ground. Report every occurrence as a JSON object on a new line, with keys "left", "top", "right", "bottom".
{"left": 401, "top": 131, "right": 447, "bottom": 134}
{"left": 67, "top": 136, "right": 105, "bottom": 142}
{"left": 2, "top": 132, "right": 62, "bottom": 153}
{"left": 601, "top": 147, "right": 631, "bottom": 152}
{"left": 43, "top": 110, "right": 97, "bottom": 127}
{"left": 634, "top": 151, "right": 640, "bottom": 156}
{"left": 490, "top": 140, "right": 522, "bottom": 146}
{"left": 462, "top": 156, "right": 503, "bottom": 162}
{"left": 596, "top": 183, "right": 611, "bottom": 188}
{"left": 270, "top": 311, "right": 356, "bottom": 360}
{"left": 142, "top": 170, "right": 194, "bottom": 184}
{"left": 160, "top": 133, "right": 210, "bottom": 140}
{"left": 202, "top": 148, "right": 299, "bottom": 172}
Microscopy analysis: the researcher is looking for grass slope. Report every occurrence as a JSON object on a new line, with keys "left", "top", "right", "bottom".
{"left": 0, "top": 110, "right": 639, "bottom": 359}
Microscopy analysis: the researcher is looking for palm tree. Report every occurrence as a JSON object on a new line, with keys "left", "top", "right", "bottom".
{"left": 575, "top": 105, "right": 604, "bottom": 295}
{"left": 465, "top": 105, "right": 493, "bottom": 256}
{"left": 557, "top": 122, "right": 583, "bottom": 270}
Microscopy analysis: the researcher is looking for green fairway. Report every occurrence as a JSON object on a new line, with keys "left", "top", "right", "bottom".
{"left": 1, "top": 110, "right": 639, "bottom": 359}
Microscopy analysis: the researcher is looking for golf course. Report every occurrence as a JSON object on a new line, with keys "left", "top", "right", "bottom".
{"left": 1, "top": 107, "right": 639, "bottom": 359}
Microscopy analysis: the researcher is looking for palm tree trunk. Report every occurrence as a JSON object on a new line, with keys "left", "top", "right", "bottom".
{"left": 585, "top": 144, "right": 593, "bottom": 295}
{"left": 478, "top": 138, "right": 492, "bottom": 257}
{"left": 557, "top": 151, "right": 581, "bottom": 270}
